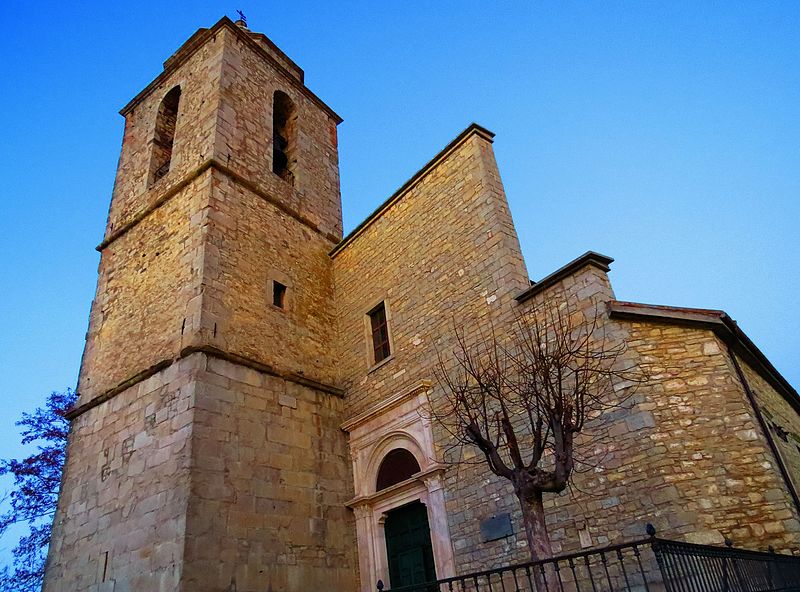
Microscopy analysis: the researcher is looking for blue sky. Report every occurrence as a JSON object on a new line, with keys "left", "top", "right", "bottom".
{"left": 1, "top": 1, "right": 798, "bottom": 566}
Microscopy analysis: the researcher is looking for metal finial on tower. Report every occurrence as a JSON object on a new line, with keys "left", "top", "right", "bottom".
{"left": 235, "top": 10, "right": 248, "bottom": 28}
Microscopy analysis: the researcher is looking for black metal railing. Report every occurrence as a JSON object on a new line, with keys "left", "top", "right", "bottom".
{"left": 376, "top": 528, "right": 800, "bottom": 592}
{"left": 652, "top": 538, "right": 800, "bottom": 592}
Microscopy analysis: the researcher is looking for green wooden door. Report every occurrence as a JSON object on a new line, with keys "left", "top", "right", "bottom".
{"left": 385, "top": 501, "right": 437, "bottom": 588}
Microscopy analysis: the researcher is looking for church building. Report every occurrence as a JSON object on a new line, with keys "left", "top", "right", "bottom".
{"left": 43, "top": 17, "right": 800, "bottom": 592}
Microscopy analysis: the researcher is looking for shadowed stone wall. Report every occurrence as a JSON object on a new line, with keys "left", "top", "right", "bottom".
{"left": 740, "top": 358, "right": 800, "bottom": 523}
{"left": 45, "top": 355, "right": 200, "bottom": 591}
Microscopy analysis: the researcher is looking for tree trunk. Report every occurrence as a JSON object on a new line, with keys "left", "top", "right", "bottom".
{"left": 517, "top": 488, "right": 553, "bottom": 562}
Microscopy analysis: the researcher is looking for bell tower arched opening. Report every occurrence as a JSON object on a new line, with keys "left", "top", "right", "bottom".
{"left": 149, "top": 86, "right": 181, "bottom": 186}
{"left": 272, "top": 90, "right": 297, "bottom": 184}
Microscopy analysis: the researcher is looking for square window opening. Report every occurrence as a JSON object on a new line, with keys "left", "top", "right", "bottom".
{"left": 273, "top": 281, "right": 287, "bottom": 309}
{"left": 368, "top": 302, "right": 391, "bottom": 364}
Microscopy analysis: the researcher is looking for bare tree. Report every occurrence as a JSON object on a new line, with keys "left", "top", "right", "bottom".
{"left": 433, "top": 297, "right": 643, "bottom": 562}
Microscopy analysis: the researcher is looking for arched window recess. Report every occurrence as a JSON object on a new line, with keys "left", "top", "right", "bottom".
{"left": 272, "top": 90, "right": 297, "bottom": 185}
{"left": 376, "top": 448, "right": 421, "bottom": 492}
{"left": 149, "top": 86, "right": 181, "bottom": 186}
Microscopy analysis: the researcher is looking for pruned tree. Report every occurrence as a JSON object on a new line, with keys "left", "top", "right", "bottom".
{"left": 433, "top": 299, "right": 643, "bottom": 561}
{"left": 0, "top": 389, "right": 76, "bottom": 592}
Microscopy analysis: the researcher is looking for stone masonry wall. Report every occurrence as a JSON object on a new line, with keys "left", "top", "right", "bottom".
{"left": 334, "top": 128, "right": 529, "bottom": 419}
{"left": 214, "top": 27, "right": 342, "bottom": 240}
{"left": 200, "top": 169, "right": 339, "bottom": 385}
{"left": 334, "top": 126, "right": 531, "bottom": 579}
{"left": 361, "top": 246, "right": 800, "bottom": 574}
{"left": 79, "top": 25, "right": 227, "bottom": 403}
{"left": 179, "top": 356, "right": 357, "bottom": 591}
{"left": 44, "top": 355, "right": 200, "bottom": 591}
{"left": 604, "top": 322, "right": 800, "bottom": 552}
{"left": 58, "top": 19, "right": 352, "bottom": 592}
{"left": 189, "top": 25, "right": 342, "bottom": 383}
{"left": 740, "top": 357, "right": 800, "bottom": 522}
{"left": 78, "top": 173, "right": 211, "bottom": 402}
{"left": 107, "top": 33, "right": 223, "bottom": 237}
{"left": 439, "top": 264, "right": 624, "bottom": 571}
{"left": 79, "top": 20, "right": 343, "bottom": 405}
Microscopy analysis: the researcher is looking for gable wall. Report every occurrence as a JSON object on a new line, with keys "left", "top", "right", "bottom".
{"left": 333, "top": 129, "right": 529, "bottom": 419}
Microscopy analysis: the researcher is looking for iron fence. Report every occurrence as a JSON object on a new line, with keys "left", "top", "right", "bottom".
{"left": 377, "top": 528, "right": 800, "bottom": 592}
{"left": 652, "top": 538, "right": 800, "bottom": 592}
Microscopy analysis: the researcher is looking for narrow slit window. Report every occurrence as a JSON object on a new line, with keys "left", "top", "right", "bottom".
{"left": 149, "top": 86, "right": 181, "bottom": 186}
{"left": 369, "top": 302, "right": 391, "bottom": 364}
{"left": 273, "top": 281, "right": 287, "bottom": 309}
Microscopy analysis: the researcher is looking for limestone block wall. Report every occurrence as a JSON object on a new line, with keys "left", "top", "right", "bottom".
{"left": 611, "top": 323, "right": 800, "bottom": 552}
{"left": 438, "top": 264, "right": 624, "bottom": 571}
{"left": 200, "top": 169, "right": 339, "bottom": 384}
{"left": 78, "top": 173, "right": 212, "bottom": 402}
{"left": 107, "top": 33, "right": 223, "bottom": 235}
{"left": 739, "top": 358, "right": 800, "bottom": 514}
{"left": 334, "top": 126, "right": 534, "bottom": 581}
{"left": 179, "top": 355, "right": 357, "bottom": 592}
{"left": 334, "top": 126, "right": 529, "bottom": 419}
{"left": 79, "top": 19, "right": 345, "bottom": 403}
{"left": 243, "top": 29, "right": 304, "bottom": 84}
{"left": 417, "top": 262, "right": 800, "bottom": 573}
{"left": 48, "top": 350, "right": 358, "bottom": 592}
{"left": 44, "top": 355, "right": 199, "bottom": 591}
{"left": 215, "top": 27, "right": 342, "bottom": 240}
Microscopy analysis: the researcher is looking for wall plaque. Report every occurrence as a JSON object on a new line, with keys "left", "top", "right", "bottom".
{"left": 480, "top": 512, "right": 513, "bottom": 542}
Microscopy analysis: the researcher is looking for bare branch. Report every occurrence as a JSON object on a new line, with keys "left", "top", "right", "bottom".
{"left": 432, "top": 295, "right": 647, "bottom": 561}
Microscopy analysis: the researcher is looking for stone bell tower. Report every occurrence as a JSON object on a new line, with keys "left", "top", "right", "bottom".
{"left": 44, "top": 17, "right": 357, "bottom": 591}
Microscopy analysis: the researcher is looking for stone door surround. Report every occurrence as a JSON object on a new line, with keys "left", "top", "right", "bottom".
{"left": 343, "top": 381, "right": 455, "bottom": 592}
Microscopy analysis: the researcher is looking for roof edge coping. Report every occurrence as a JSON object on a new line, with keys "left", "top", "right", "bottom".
{"left": 608, "top": 300, "right": 800, "bottom": 413}
{"left": 119, "top": 16, "right": 341, "bottom": 123}
{"left": 515, "top": 251, "right": 614, "bottom": 304}
{"left": 330, "top": 123, "right": 495, "bottom": 258}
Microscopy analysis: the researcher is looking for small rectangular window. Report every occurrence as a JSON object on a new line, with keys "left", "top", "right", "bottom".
{"left": 273, "top": 281, "right": 287, "bottom": 308}
{"left": 369, "top": 302, "right": 391, "bottom": 364}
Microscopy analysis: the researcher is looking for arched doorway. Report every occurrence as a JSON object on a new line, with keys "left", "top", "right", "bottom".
{"left": 343, "top": 382, "right": 455, "bottom": 592}
{"left": 385, "top": 501, "right": 437, "bottom": 588}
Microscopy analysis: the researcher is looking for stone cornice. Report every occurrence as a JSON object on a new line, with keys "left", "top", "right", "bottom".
{"left": 119, "top": 17, "right": 341, "bottom": 123}
{"left": 97, "top": 159, "right": 213, "bottom": 251}
{"left": 329, "top": 123, "right": 495, "bottom": 259}
{"left": 344, "top": 464, "right": 447, "bottom": 509}
{"left": 608, "top": 301, "right": 728, "bottom": 327}
{"left": 66, "top": 358, "right": 173, "bottom": 421}
{"left": 340, "top": 380, "right": 432, "bottom": 432}
{"left": 97, "top": 158, "right": 340, "bottom": 252}
{"left": 608, "top": 300, "right": 800, "bottom": 414}
{"left": 66, "top": 345, "right": 343, "bottom": 421}
{"left": 515, "top": 251, "right": 614, "bottom": 304}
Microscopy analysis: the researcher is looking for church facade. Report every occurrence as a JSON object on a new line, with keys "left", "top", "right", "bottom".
{"left": 43, "top": 17, "right": 800, "bottom": 592}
